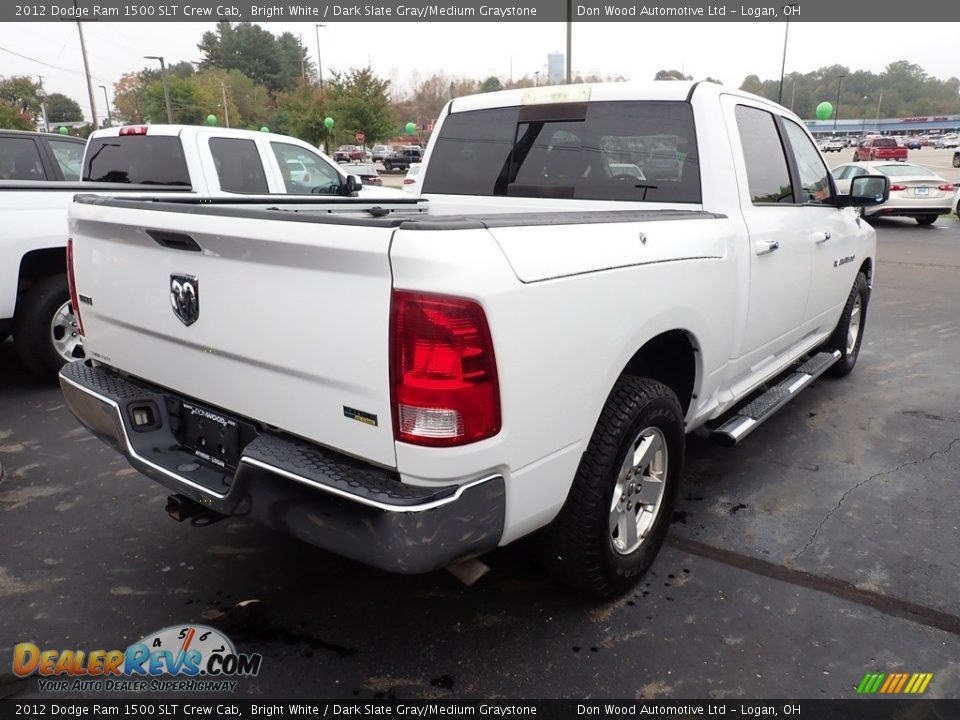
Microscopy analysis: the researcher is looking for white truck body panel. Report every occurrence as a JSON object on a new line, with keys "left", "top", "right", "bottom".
{"left": 60, "top": 81, "right": 879, "bottom": 571}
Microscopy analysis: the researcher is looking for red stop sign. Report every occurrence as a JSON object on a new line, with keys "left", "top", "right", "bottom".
{"left": 355, "top": 131, "right": 365, "bottom": 143}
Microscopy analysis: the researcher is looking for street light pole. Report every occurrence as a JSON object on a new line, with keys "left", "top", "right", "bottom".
{"left": 778, "top": 21, "right": 790, "bottom": 104}
{"left": 832, "top": 74, "right": 845, "bottom": 134}
{"left": 315, "top": 24, "right": 326, "bottom": 92}
{"left": 874, "top": 91, "right": 883, "bottom": 133}
{"left": 98, "top": 85, "right": 112, "bottom": 126}
{"left": 144, "top": 55, "right": 174, "bottom": 124}
{"left": 75, "top": 15, "right": 99, "bottom": 130}
{"left": 565, "top": 0, "right": 572, "bottom": 84}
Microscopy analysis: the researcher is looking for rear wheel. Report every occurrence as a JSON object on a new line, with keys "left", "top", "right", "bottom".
{"left": 539, "top": 377, "right": 684, "bottom": 598}
{"left": 916, "top": 215, "right": 937, "bottom": 226}
{"left": 13, "top": 274, "right": 85, "bottom": 378}
{"left": 824, "top": 273, "right": 868, "bottom": 378}
{"left": 952, "top": 155, "right": 960, "bottom": 168}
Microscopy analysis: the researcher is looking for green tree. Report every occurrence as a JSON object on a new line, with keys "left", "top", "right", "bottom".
{"left": 0, "top": 102, "right": 33, "bottom": 130}
{"left": 479, "top": 76, "right": 503, "bottom": 93}
{"left": 0, "top": 76, "right": 40, "bottom": 115}
{"left": 655, "top": 69, "right": 691, "bottom": 81}
{"left": 45, "top": 93, "right": 83, "bottom": 123}
{"left": 325, "top": 68, "right": 396, "bottom": 145}
{"left": 198, "top": 22, "right": 313, "bottom": 94}
{"left": 272, "top": 82, "right": 328, "bottom": 145}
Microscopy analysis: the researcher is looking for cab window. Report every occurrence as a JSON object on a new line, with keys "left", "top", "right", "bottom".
{"left": 734, "top": 105, "right": 794, "bottom": 204}
{"left": 269, "top": 142, "right": 342, "bottom": 195}
{"left": 208, "top": 137, "right": 268, "bottom": 194}
{"left": 782, "top": 119, "right": 833, "bottom": 205}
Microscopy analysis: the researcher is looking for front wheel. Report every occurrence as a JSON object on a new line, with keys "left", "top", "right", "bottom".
{"left": 824, "top": 272, "right": 869, "bottom": 378}
{"left": 916, "top": 215, "right": 937, "bottom": 226}
{"left": 539, "top": 377, "right": 684, "bottom": 598}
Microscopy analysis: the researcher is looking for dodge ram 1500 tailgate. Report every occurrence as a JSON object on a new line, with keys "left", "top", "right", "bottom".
{"left": 67, "top": 196, "right": 412, "bottom": 469}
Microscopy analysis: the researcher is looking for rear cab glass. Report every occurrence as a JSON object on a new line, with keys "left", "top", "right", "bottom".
{"left": 422, "top": 101, "right": 701, "bottom": 203}
{"left": 872, "top": 138, "right": 897, "bottom": 148}
{"left": 84, "top": 135, "right": 190, "bottom": 186}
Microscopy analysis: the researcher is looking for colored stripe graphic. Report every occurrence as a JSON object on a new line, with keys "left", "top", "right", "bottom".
{"left": 857, "top": 672, "right": 932, "bottom": 694}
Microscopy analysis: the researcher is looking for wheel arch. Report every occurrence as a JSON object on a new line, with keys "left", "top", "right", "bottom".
{"left": 16, "top": 248, "right": 67, "bottom": 313}
{"left": 858, "top": 257, "right": 874, "bottom": 289}
{"left": 620, "top": 329, "right": 700, "bottom": 418}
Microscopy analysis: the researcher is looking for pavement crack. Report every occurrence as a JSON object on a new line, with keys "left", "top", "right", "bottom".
{"left": 792, "top": 436, "right": 960, "bottom": 562}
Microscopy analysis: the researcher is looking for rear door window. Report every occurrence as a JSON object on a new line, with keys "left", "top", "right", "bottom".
{"left": 208, "top": 137, "right": 268, "bottom": 194}
{"left": 423, "top": 101, "right": 701, "bottom": 203}
{"left": 84, "top": 135, "right": 190, "bottom": 185}
{"left": 0, "top": 136, "right": 46, "bottom": 180}
{"left": 734, "top": 105, "right": 794, "bottom": 204}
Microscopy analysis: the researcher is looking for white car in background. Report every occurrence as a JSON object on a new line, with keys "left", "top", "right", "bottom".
{"left": 933, "top": 134, "right": 959, "bottom": 149}
{"left": 832, "top": 161, "right": 954, "bottom": 225}
{"left": 401, "top": 162, "right": 422, "bottom": 194}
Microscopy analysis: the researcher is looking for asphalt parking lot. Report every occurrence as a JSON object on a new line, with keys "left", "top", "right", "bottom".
{"left": 1, "top": 217, "right": 959, "bottom": 701}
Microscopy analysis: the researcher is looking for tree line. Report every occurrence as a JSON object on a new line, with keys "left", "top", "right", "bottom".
{"left": 2, "top": 23, "right": 958, "bottom": 144}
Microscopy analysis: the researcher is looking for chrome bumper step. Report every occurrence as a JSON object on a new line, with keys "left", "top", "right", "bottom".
{"left": 710, "top": 350, "right": 841, "bottom": 447}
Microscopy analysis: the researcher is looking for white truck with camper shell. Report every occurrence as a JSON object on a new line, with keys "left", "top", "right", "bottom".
{"left": 1, "top": 124, "right": 400, "bottom": 376}
{"left": 59, "top": 82, "right": 889, "bottom": 597}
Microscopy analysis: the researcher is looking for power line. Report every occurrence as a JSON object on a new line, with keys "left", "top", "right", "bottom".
{"left": 0, "top": 43, "right": 112, "bottom": 85}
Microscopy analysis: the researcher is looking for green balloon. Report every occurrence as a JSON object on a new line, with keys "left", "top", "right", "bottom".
{"left": 815, "top": 102, "right": 833, "bottom": 121}
{"left": 206, "top": 114, "right": 217, "bottom": 126}
{"left": 260, "top": 126, "right": 269, "bottom": 133}
{"left": 404, "top": 122, "right": 416, "bottom": 135}
{"left": 58, "top": 126, "right": 69, "bottom": 135}
{"left": 324, "top": 116, "right": 335, "bottom": 129}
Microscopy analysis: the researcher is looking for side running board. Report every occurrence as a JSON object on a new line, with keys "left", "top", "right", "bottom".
{"left": 711, "top": 350, "right": 841, "bottom": 447}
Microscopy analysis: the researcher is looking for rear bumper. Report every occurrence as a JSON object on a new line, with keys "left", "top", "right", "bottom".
{"left": 868, "top": 205, "right": 952, "bottom": 218}
{"left": 59, "top": 361, "right": 505, "bottom": 574}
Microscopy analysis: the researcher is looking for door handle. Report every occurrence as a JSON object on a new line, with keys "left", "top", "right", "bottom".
{"left": 812, "top": 231, "right": 832, "bottom": 244}
{"left": 754, "top": 240, "right": 780, "bottom": 255}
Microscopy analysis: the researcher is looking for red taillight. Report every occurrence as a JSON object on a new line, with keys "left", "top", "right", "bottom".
{"left": 890, "top": 184, "right": 907, "bottom": 192}
{"left": 937, "top": 184, "right": 954, "bottom": 191}
{"left": 390, "top": 291, "right": 500, "bottom": 446}
{"left": 403, "top": 178, "right": 415, "bottom": 184}
{"left": 66, "top": 238, "right": 85, "bottom": 337}
{"left": 119, "top": 125, "right": 149, "bottom": 136}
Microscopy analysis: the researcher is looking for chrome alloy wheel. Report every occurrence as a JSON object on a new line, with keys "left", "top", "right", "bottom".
{"left": 609, "top": 426, "right": 668, "bottom": 555}
{"left": 846, "top": 294, "right": 862, "bottom": 356}
{"left": 50, "top": 300, "right": 84, "bottom": 362}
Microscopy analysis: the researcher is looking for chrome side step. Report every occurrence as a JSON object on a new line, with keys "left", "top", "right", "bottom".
{"left": 710, "top": 350, "right": 841, "bottom": 447}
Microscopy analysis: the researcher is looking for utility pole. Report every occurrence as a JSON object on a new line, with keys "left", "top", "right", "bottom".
{"left": 299, "top": 34, "right": 305, "bottom": 79}
{"left": 832, "top": 74, "right": 845, "bottom": 134}
{"left": 75, "top": 7, "right": 99, "bottom": 130}
{"left": 220, "top": 82, "right": 230, "bottom": 128}
{"left": 874, "top": 91, "right": 883, "bottom": 133}
{"left": 37, "top": 76, "right": 50, "bottom": 132}
{"left": 565, "top": 0, "right": 572, "bottom": 84}
{"left": 144, "top": 56, "right": 174, "bottom": 124}
{"left": 98, "top": 85, "right": 112, "bottom": 126}
{"left": 315, "top": 24, "right": 326, "bottom": 92}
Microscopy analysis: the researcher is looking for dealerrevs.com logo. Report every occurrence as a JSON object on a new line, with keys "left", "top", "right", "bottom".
{"left": 13, "top": 625, "right": 262, "bottom": 693}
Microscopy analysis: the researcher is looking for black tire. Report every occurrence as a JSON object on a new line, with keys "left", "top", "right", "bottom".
{"left": 384, "top": 163, "right": 392, "bottom": 173}
{"left": 12, "top": 274, "right": 83, "bottom": 377}
{"left": 539, "top": 377, "right": 684, "bottom": 598}
{"left": 952, "top": 155, "right": 960, "bottom": 168}
{"left": 915, "top": 215, "right": 937, "bottom": 226}
{"left": 824, "top": 272, "right": 869, "bottom": 378}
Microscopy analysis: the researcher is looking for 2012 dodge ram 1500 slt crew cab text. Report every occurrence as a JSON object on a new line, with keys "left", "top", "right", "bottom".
{"left": 59, "top": 82, "right": 889, "bottom": 597}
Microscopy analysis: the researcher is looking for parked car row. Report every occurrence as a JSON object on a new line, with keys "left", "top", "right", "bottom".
{"left": 832, "top": 160, "right": 959, "bottom": 225}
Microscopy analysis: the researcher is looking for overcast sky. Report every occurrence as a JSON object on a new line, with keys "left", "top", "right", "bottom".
{"left": 1, "top": 22, "right": 956, "bottom": 121}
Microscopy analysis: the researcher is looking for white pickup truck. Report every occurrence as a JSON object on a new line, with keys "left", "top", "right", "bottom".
{"left": 1, "top": 125, "right": 400, "bottom": 376}
{"left": 59, "top": 82, "right": 889, "bottom": 597}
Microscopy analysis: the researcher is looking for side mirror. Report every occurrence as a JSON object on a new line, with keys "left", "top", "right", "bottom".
{"left": 846, "top": 175, "right": 889, "bottom": 208}
{"left": 343, "top": 174, "right": 362, "bottom": 196}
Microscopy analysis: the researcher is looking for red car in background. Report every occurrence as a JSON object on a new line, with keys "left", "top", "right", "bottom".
{"left": 854, "top": 136, "right": 908, "bottom": 162}
{"left": 333, "top": 145, "right": 364, "bottom": 162}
